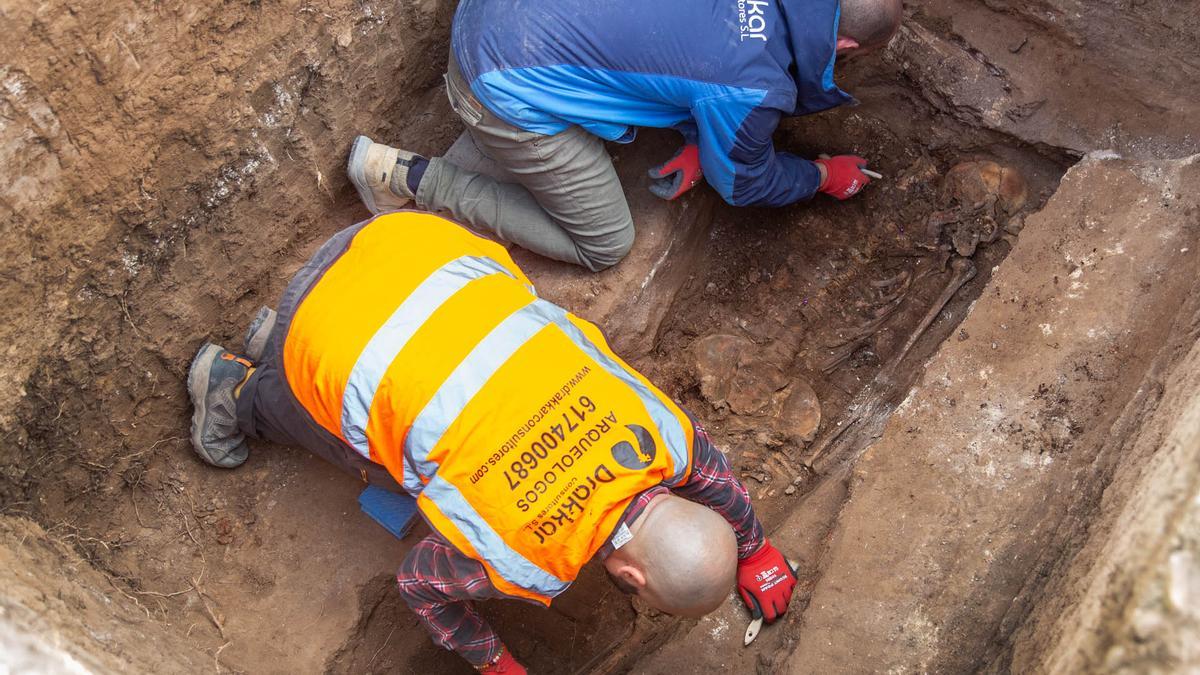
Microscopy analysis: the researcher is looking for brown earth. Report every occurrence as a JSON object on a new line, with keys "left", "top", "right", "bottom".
{"left": 778, "top": 153, "right": 1199, "bottom": 674}
{"left": 2, "top": 0, "right": 1198, "bottom": 673}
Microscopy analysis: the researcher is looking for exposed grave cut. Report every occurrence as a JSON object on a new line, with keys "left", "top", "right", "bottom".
{"left": 2, "top": 1, "right": 1198, "bottom": 673}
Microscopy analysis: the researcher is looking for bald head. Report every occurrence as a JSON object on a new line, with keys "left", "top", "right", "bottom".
{"left": 604, "top": 495, "right": 737, "bottom": 617}
{"left": 839, "top": 0, "right": 903, "bottom": 49}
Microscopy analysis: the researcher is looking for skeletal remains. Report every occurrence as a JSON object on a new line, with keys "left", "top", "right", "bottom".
{"left": 797, "top": 159, "right": 1028, "bottom": 473}
{"left": 747, "top": 160, "right": 1026, "bottom": 492}
{"left": 803, "top": 255, "right": 976, "bottom": 472}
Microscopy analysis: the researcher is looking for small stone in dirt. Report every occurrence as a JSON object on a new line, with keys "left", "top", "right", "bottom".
{"left": 1004, "top": 213, "right": 1026, "bottom": 235}
{"left": 896, "top": 155, "right": 940, "bottom": 191}
{"left": 215, "top": 516, "right": 234, "bottom": 545}
{"left": 692, "top": 334, "right": 748, "bottom": 410}
{"left": 958, "top": 329, "right": 970, "bottom": 341}
{"left": 728, "top": 360, "right": 789, "bottom": 416}
{"left": 755, "top": 430, "right": 783, "bottom": 449}
{"left": 773, "top": 379, "right": 822, "bottom": 444}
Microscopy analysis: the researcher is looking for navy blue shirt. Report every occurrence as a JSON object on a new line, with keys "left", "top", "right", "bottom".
{"left": 452, "top": 0, "right": 854, "bottom": 207}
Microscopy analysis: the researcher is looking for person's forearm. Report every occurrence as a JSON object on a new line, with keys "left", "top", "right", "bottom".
{"left": 672, "top": 422, "right": 765, "bottom": 559}
{"left": 723, "top": 152, "right": 824, "bottom": 207}
{"left": 396, "top": 535, "right": 505, "bottom": 666}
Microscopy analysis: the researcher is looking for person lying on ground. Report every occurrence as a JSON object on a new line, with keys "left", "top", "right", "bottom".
{"left": 346, "top": 0, "right": 903, "bottom": 272}
{"left": 185, "top": 211, "right": 798, "bottom": 673}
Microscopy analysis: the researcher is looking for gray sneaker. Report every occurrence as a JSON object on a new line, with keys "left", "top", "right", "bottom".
{"left": 187, "top": 343, "right": 251, "bottom": 468}
{"left": 347, "top": 135, "right": 422, "bottom": 214}
{"left": 242, "top": 306, "right": 277, "bottom": 362}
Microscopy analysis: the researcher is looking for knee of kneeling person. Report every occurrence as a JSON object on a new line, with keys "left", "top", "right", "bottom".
{"left": 580, "top": 225, "right": 635, "bottom": 272}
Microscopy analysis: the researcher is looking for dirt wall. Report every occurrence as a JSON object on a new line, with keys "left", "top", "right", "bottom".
{"left": 764, "top": 154, "right": 1199, "bottom": 674}
{"left": 0, "top": 0, "right": 459, "bottom": 519}
{"left": 2, "top": 0, "right": 1199, "bottom": 672}
{"left": 903, "top": 0, "right": 1200, "bottom": 159}
{"left": 1007, "top": 212, "right": 1200, "bottom": 672}
{"left": 629, "top": 2, "right": 1200, "bottom": 671}
{"left": 0, "top": 0, "right": 458, "bottom": 434}
{"left": 0, "top": 514, "right": 212, "bottom": 672}
{"left": 1, "top": 1, "right": 461, "bottom": 669}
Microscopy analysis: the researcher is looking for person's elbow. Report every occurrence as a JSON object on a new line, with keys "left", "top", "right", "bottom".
{"left": 706, "top": 175, "right": 765, "bottom": 208}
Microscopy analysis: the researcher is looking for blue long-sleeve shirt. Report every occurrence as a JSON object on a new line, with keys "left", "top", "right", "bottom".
{"left": 451, "top": 0, "right": 855, "bottom": 207}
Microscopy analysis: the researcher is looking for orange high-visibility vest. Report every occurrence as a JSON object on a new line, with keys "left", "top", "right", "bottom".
{"left": 282, "top": 212, "right": 694, "bottom": 604}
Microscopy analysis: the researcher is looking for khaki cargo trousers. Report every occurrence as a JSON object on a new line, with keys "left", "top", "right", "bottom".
{"left": 414, "top": 56, "right": 635, "bottom": 272}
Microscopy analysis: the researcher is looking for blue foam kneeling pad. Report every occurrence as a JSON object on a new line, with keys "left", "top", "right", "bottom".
{"left": 358, "top": 485, "right": 419, "bottom": 540}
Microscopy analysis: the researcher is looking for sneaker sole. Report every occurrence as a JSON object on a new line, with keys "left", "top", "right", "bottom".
{"left": 348, "top": 135, "right": 382, "bottom": 214}
{"left": 186, "top": 343, "right": 226, "bottom": 468}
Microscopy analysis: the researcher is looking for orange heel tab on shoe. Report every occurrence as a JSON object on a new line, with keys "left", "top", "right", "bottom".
{"left": 221, "top": 353, "right": 254, "bottom": 368}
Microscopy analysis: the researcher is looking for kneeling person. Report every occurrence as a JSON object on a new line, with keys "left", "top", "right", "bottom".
{"left": 186, "top": 212, "right": 796, "bottom": 672}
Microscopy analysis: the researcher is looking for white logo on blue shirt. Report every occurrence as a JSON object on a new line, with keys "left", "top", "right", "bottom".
{"left": 736, "top": 0, "right": 770, "bottom": 42}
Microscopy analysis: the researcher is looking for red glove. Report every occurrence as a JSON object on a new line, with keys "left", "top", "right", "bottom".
{"left": 814, "top": 155, "right": 871, "bottom": 200}
{"left": 648, "top": 144, "right": 704, "bottom": 200}
{"left": 479, "top": 646, "right": 526, "bottom": 674}
{"left": 736, "top": 540, "right": 798, "bottom": 623}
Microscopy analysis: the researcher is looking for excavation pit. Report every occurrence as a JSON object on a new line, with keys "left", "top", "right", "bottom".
{"left": 3, "top": 1, "right": 1199, "bottom": 673}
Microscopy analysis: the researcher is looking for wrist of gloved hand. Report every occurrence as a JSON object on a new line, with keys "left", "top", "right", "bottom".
{"left": 814, "top": 154, "right": 871, "bottom": 200}
{"left": 477, "top": 645, "right": 527, "bottom": 674}
{"left": 648, "top": 144, "right": 704, "bottom": 200}
{"left": 736, "top": 539, "right": 798, "bottom": 623}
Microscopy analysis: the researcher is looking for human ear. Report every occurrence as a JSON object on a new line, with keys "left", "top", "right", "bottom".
{"left": 615, "top": 562, "right": 647, "bottom": 591}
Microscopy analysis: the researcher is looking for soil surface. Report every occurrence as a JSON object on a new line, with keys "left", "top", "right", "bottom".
{"left": 328, "top": 48, "right": 1071, "bottom": 673}
{"left": 780, "top": 153, "right": 1200, "bottom": 674}
{"left": 2, "top": 0, "right": 1199, "bottom": 673}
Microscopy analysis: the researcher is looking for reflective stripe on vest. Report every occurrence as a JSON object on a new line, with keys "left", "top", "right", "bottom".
{"left": 405, "top": 298, "right": 691, "bottom": 489}
{"left": 283, "top": 213, "right": 694, "bottom": 604}
{"left": 422, "top": 474, "right": 571, "bottom": 596}
{"left": 339, "top": 255, "right": 517, "bottom": 461}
